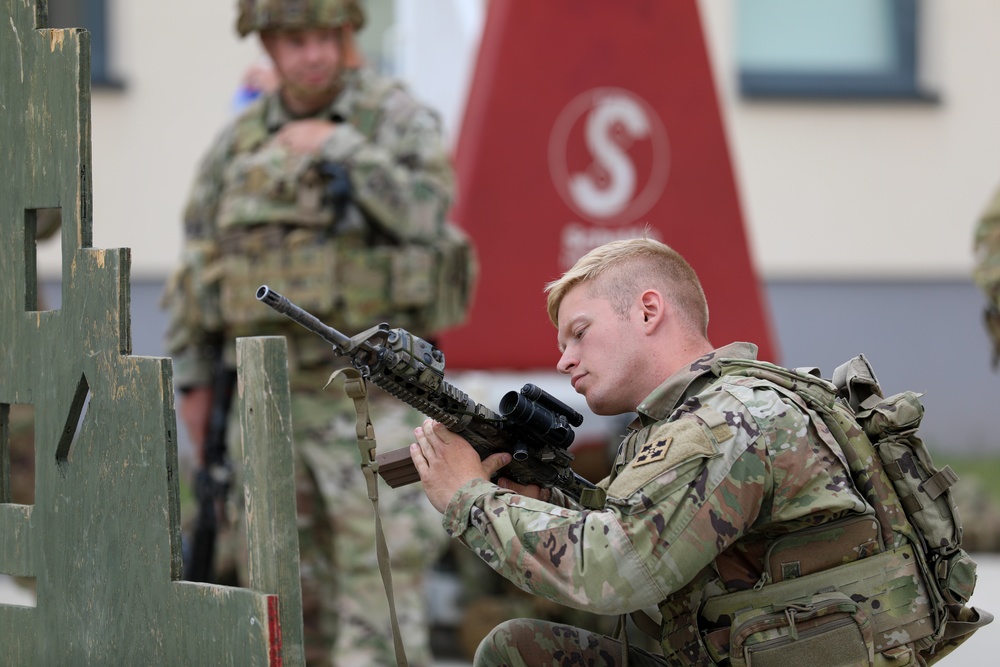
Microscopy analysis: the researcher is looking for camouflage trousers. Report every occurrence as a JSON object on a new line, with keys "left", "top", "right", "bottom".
{"left": 290, "top": 386, "right": 450, "bottom": 667}
{"left": 209, "top": 382, "right": 449, "bottom": 666}
{"left": 474, "top": 619, "right": 666, "bottom": 667}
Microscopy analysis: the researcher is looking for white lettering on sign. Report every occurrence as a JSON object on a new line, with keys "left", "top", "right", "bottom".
{"left": 560, "top": 223, "right": 663, "bottom": 271}
{"left": 549, "top": 88, "right": 670, "bottom": 224}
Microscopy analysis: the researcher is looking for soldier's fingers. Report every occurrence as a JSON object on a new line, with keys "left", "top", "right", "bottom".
{"left": 409, "top": 442, "right": 428, "bottom": 477}
{"left": 420, "top": 418, "right": 449, "bottom": 448}
{"left": 481, "top": 452, "right": 512, "bottom": 478}
{"left": 427, "top": 419, "right": 469, "bottom": 450}
{"left": 413, "top": 420, "right": 440, "bottom": 460}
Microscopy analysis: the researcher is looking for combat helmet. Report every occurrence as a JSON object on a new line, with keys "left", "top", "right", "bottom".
{"left": 236, "top": 0, "right": 365, "bottom": 38}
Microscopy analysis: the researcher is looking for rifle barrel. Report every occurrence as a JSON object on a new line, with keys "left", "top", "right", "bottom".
{"left": 256, "top": 285, "right": 353, "bottom": 350}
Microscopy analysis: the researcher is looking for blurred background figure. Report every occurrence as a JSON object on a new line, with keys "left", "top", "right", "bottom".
{"left": 161, "top": 0, "right": 476, "bottom": 664}
{"left": 973, "top": 184, "right": 1000, "bottom": 369}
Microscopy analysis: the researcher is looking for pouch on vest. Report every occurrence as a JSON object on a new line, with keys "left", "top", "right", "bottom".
{"left": 330, "top": 221, "right": 475, "bottom": 334}
{"left": 729, "top": 591, "right": 875, "bottom": 667}
{"left": 217, "top": 226, "right": 337, "bottom": 335}
{"left": 762, "top": 515, "right": 882, "bottom": 584}
{"left": 701, "top": 545, "right": 933, "bottom": 667}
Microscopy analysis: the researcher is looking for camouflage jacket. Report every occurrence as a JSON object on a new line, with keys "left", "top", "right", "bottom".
{"left": 166, "top": 66, "right": 455, "bottom": 388}
{"left": 443, "top": 343, "right": 871, "bottom": 631}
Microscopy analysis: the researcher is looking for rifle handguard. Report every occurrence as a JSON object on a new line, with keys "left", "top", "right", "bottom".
{"left": 255, "top": 285, "right": 597, "bottom": 501}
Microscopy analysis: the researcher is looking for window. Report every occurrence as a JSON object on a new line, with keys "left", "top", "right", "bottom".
{"left": 47, "top": 0, "right": 124, "bottom": 89}
{"left": 737, "top": 0, "right": 934, "bottom": 101}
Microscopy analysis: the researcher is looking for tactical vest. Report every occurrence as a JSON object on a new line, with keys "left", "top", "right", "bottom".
{"left": 654, "top": 355, "right": 991, "bottom": 667}
{"left": 210, "top": 76, "right": 476, "bottom": 341}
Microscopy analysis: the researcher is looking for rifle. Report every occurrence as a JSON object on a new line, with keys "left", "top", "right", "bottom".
{"left": 255, "top": 285, "right": 597, "bottom": 501}
{"left": 183, "top": 346, "right": 237, "bottom": 583}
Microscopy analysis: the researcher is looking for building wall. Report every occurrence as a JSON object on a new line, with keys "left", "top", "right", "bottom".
{"left": 699, "top": 0, "right": 1000, "bottom": 280}
{"left": 37, "top": 1, "right": 1000, "bottom": 281}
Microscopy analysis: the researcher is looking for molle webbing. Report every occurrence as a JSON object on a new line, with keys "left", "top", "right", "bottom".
{"left": 710, "top": 357, "right": 991, "bottom": 662}
{"left": 698, "top": 545, "right": 936, "bottom": 662}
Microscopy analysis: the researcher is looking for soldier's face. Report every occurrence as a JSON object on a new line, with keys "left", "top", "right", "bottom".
{"left": 263, "top": 27, "right": 343, "bottom": 108}
{"left": 555, "top": 282, "right": 645, "bottom": 416}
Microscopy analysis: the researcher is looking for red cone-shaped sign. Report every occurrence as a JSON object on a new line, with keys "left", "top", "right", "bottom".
{"left": 440, "top": 0, "right": 778, "bottom": 369}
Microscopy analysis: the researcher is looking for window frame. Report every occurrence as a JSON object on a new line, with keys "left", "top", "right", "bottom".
{"left": 738, "top": 0, "right": 936, "bottom": 102}
{"left": 47, "top": 0, "right": 125, "bottom": 90}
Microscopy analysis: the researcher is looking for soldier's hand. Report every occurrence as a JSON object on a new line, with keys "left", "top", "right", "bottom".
{"left": 275, "top": 118, "right": 336, "bottom": 154}
{"left": 410, "top": 419, "right": 511, "bottom": 513}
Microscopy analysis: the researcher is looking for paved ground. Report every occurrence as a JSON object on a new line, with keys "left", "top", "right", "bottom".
{"left": 3, "top": 555, "right": 999, "bottom": 665}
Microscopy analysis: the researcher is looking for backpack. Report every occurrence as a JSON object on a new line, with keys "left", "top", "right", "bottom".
{"left": 713, "top": 354, "right": 992, "bottom": 665}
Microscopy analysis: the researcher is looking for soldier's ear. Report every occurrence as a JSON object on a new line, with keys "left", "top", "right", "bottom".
{"left": 638, "top": 289, "right": 665, "bottom": 329}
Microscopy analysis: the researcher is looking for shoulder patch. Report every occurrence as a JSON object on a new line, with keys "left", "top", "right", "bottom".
{"left": 607, "top": 417, "right": 720, "bottom": 499}
{"left": 633, "top": 435, "right": 672, "bottom": 467}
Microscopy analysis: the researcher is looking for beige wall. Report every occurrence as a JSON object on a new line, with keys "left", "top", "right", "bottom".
{"left": 699, "top": 0, "right": 1000, "bottom": 279}
{"left": 37, "top": 0, "right": 1000, "bottom": 281}
{"left": 38, "top": 0, "right": 262, "bottom": 278}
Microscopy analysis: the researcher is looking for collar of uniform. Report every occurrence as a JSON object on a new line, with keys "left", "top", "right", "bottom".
{"left": 634, "top": 342, "right": 759, "bottom": 427}
{"left": 262, "top": 67, "right": 365, "bottom": 133}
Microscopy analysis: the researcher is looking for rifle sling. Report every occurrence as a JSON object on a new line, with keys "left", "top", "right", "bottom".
{"left": 332, "top": 367, "right": 409, "bottom": 667}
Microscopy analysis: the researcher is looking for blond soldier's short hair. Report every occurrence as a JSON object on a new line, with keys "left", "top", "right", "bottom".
{"left": 545, "top": 237, "right": 710, "bottom": 336}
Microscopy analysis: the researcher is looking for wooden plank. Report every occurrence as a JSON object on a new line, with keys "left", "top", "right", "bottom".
{"left": 238, "top": 336, "right": 306, "bottom": 666}
{"left": 0, "top": 1, "right": 304, "bottom": 664}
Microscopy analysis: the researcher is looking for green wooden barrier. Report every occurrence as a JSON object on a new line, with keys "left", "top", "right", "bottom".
{"left": 0, "top": 1, "right": 304, "bottom": 663}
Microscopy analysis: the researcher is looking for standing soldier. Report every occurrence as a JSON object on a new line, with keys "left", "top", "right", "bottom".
{"left": 974, "top": 184, "right": 1000, "bottom": 368}
{"left": 162, "top": 1, "right": 476, "bottom": 665}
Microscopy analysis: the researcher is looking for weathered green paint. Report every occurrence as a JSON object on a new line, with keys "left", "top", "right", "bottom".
{"left": 238, "top": 336, "right": 305, "bottom": 665}
{"left": 0, "top": 1, "right": 304, "bottom": 664}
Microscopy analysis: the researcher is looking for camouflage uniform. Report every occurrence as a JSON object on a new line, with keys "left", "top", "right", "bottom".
{"left": 973, "top": 183, "right": 1000, "bottom": 367}
{"left": 165, "top": 52, "right": 455, "bottom": 667}
{"left": 442, "top": 343, "right": 872, "bottom": 666}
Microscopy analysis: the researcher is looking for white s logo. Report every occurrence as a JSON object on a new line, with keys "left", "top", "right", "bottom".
{"left": 550, "top": 88, "right": 669, "bottom": 224}
{"left": 570, "top": 95, "right": 649, "bottom": 219}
